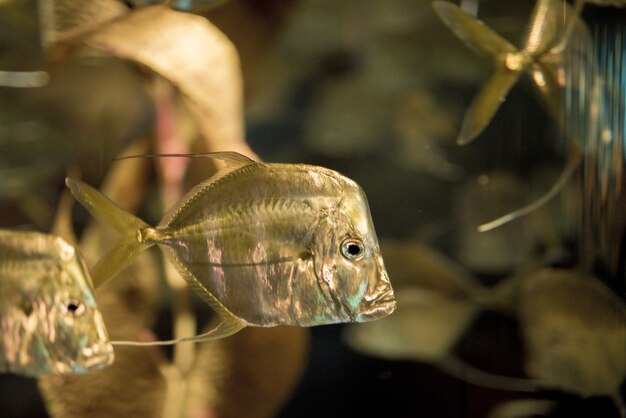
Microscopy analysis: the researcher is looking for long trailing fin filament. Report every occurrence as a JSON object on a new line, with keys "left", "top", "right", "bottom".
{"left": 478, "top": 142, "right": 582, "bottom": 233}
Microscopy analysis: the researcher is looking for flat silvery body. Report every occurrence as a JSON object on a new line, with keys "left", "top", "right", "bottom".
{"left": 66, "top": 152, "right": 395, "bottom": 343}
{"left": 147, "top": 161, "right": 395, "bottom": 326}
{"left": 0, "top": 230, "right": 113, "bottom": 376}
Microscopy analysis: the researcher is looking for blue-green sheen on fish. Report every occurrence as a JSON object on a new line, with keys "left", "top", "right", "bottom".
{"left": 0, "top": 230, "right": 113, "bottom": 376}
{"left": 66, "top": 152, "right": 395, "bottom": 343}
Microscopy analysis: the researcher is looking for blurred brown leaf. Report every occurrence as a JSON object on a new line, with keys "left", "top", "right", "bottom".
{"left": 40, "top": 0, "right": 129, "bottom": 48}
{"left": 85, "top": 5, "right": 256, "bottom": 157}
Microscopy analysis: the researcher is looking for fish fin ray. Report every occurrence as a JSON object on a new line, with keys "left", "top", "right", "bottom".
{"left": 115, "top": 151, "right": 256, "bottom": 166}
{"left": 111, "top": 318, "right": 246, "bottom": 346}
{"left": 65, "top": 177, "right": 153, "bottom": 287}
{"left": 65, "top": 177, "right": 150, "bottom": 233}
{"left": 478, "top": 142, "right": 581, "bottom": 232}
{"left": 433, "top": 1, "right": 517, "bottom": 58}
{"left": 158, "top": 155, "right": 257, "bottom": 228}
{"left": 437, "top": 355, "right": 542, "bottom": 392}
{"left": 91, "top": 237, "right": 152, "bottom": 288}
{"left": 458, "top": 66, "right": 522, "bottom": 145}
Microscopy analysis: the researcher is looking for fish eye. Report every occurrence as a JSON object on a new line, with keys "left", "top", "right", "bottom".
{"left": 65, "top": 300, "right": 85, "bottom": 316}
{"left": 341, "top": 238, "right": 365, "bottom": 260}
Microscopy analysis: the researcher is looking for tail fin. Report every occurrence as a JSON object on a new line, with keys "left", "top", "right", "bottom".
{"left": 65, "top": 178, "right": 153, "bottom": 288}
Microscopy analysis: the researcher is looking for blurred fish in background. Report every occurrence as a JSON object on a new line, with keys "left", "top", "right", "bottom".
{"left": 512, "top": 269, "right": 626, "bottom": 414}
{"left": 0, "top": 230, "right": 113, "bottom": 377}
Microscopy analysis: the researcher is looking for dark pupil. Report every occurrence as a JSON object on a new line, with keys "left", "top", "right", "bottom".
{"left": 67, "top": 303, "right": 79, "bottom": 313}
{"left": 347, "top": 244, "right": 362, "bottom": 256}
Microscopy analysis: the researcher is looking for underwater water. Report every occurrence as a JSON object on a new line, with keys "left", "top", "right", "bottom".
{"left": 1, "top": 0, "right": 626, "bottom": 417}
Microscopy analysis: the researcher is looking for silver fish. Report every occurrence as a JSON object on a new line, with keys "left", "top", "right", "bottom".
{"left": 0, "top": 230, "right": 113, "bottom": 376}
{"left": 66, "top": 152, "right": 395, "bottom": 344}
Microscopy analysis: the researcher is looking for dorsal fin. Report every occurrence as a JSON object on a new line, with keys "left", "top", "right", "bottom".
{"left": 155, "top": 153, "right": 257, "bottom": 227}
{"left": 114, "top": 151, "right": 256, "bottom": 166}
{"left": 114, "top": 152, "right": 256, "bottom": 228}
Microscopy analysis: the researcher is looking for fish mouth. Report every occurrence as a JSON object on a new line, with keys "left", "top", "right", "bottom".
{"left": 356, "top": 288, "right": 396, "bottom": 322}
{"left": 77, "top": 342, "right": 114, "bottom": 372}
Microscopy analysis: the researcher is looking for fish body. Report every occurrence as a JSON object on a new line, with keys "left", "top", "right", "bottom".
{"left": 67, "top": 153, "right": 395, "bottom": 339}
{"left": 518, "top": 269, "right": 626, "bottom": 398}
{"left": 0, "top": 230, "right": 113, "bottom": 376}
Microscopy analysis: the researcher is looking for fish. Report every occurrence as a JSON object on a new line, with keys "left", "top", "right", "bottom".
{"left": 0, "top": 230, "right": 113, "bottom": 376}
{"left": 65, "top": 152, "right": 395, "bottom": 344}
{"left": 514, "top": 269, "right": 626, "bottom": 414}
{"left": 471, "top": 267, "right": 626, "bottom": 415}
{"left": 433, "top": 0, "right": 588, "bottom": 232}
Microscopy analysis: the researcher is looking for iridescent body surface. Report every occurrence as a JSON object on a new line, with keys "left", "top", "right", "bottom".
{"left": 0, "top": 230, "right": 113, "bottom": 376}
{"left": 67, "top": 152, "right": 395, "bottom": 340}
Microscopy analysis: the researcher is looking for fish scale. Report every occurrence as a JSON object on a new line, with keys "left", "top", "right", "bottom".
{"left": 162, "top": 163, "right": 347, "bottom": 229}
{"left": 162, "top": 197, "right": 318, "bottom": 266}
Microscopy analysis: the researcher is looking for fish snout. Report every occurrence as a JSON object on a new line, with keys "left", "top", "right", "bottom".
{"left": 357, "top": 265, "right": 396, "bottom": 322}
{"left": 78, "top": 340, "right": 114, "bottom": 372}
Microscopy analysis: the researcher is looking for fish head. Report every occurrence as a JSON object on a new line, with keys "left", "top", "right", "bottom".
{"left": 28, "top": 240, "right": 113, "bottom": 375}
{"left": 313, "top": 183, "right": 395, "bottom": 324}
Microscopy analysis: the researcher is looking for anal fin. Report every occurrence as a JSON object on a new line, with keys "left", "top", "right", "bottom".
{"left": 111, "top": 316, "right": 246, "bottom": 346}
